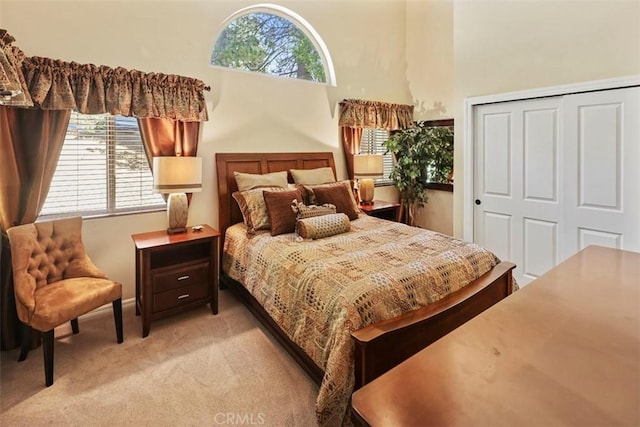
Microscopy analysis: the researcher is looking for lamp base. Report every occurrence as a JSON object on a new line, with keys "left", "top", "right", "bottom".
{"left": 167, "top": 227, "right": 187, "bottom": 235}
{"left": 359, "top": 179, "right": 375, "bottom": 205}
{"left": 167, "top": 192, "right": 188, "bottom": 234}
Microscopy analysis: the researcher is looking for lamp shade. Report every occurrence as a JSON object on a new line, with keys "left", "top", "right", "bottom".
{"left": 153, "top": 156, "right": 202, "bottom": 194}
{"left": 353, "top": 154, "right": 384, "bottom": 179}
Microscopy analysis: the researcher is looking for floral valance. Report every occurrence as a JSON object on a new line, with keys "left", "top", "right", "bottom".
{"left": 1, "top": 29, "right": 209, "bottom": 121}
{"left": 338, "top": 99, "right": 413, "bottom": 130}
{"left": 18, "top": 54, "right": 209, "bottom": 122}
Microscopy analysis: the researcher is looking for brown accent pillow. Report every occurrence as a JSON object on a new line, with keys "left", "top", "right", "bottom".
{"left": 313, "top": 184, "right": 359, "bottom": 220}
{"left": 264, "top": 189, "right": 303, "bottom": 236}
{"left": 299, "top": 180, "right": 358, "bottom": 206}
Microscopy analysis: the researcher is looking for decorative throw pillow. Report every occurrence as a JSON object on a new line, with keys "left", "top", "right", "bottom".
{"left": 234, "top": 170, "right": 288, "bottom": 192}
{"left": 300, "top": 180, "right": 358, "bottom": 208}
{"left": 232, "top": 186, "right": 286, "bottom": 233}
{"left": 291, "top": 199, "right": 336, "bottom": 219}
{"left": 290, "top": 167, "right": 336, "bottom": 185}
{"left": 312, "top": 184, "right": 360, "bottom": 220}
{"left": 264, "top": 189, "right": 303, "bottom": 236}
{"left": 296, "top": 213, "right": 351, "bottom": 240}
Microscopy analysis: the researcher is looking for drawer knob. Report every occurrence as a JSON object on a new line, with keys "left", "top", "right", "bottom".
{"left": 177, "top": 294, "right": 190, "bottom": 300}
{"left": 177, "top": 275, "right": 190, "bottom": 281}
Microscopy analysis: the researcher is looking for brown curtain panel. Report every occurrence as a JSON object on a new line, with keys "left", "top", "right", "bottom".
{"left": 137, "top": 117, "right": 200, "bottom": 160}
{"left": 0, "top": 106, "right": 71, "bottom": 350}
{"left": 340, "top": 127, "right": 363, "bottom": 182}
{"left": 137, "top": 117, "right": 201, "bottom": 204}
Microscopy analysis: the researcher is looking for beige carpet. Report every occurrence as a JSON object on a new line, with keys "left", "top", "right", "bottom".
{"left": 0, "top": 290, "right": 319, "bottom": 426}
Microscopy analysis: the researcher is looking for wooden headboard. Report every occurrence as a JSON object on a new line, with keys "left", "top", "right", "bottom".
{"left": 215, "top": 152, "right": 337, "bottom": 239}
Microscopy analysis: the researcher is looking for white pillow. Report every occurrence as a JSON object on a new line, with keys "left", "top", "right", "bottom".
{"left": 234, "top": 171, "right": 288, "bottom": 192}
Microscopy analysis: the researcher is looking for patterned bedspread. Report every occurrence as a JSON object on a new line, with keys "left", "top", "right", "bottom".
{"left": 223, "top": 214, "right": 502, "bottom": 426}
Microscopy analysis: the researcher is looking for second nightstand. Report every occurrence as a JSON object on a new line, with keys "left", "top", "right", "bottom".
{"left": 132, "top": 225, "right": 220, "bottom": 338}
{"left": 359, "top": 200, "right": 401, "bottom": 222}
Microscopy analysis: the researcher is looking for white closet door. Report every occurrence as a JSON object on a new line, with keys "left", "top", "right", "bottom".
{"left": 562, "top": 87, "right": 640, "bottom": 258}
{"left": 473, "top": 86, "right": 639, "bottom": 286}
{"left": 474, "top": 97, "right": 563, "bottom": 285}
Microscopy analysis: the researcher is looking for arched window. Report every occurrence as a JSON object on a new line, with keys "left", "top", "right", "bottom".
{"left": 210, "top": 4, "right": 336, "bottom": 85}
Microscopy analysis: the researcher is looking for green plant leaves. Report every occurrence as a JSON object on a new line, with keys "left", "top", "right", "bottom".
{"left": 383, "top": 121, "right": 453, "bottom": 209}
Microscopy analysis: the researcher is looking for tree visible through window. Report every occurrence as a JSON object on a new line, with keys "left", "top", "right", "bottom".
{"left": 211, "top": 9, "right": 330, "bottom": 83}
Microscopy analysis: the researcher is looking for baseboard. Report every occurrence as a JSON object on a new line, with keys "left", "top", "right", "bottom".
{"left": 80, "top": 297, "right": 136, "bottom": 321}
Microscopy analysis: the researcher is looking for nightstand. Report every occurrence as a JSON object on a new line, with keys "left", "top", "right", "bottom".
{"left": 131, "top": 225, "right": 220, "bottom": 337}
{"left": 359, "top": 200, "right": 401, "bottom": 222}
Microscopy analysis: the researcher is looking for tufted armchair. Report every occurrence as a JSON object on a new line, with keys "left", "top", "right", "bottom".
{"left": 7, "top": 216, "right": 123, "bottom": 386}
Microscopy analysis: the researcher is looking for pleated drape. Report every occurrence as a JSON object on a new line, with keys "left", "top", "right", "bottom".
{"left": 0, "top": 107, "right": 71, "bottom": 350}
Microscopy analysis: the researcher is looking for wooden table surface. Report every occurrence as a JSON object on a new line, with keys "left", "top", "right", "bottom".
{"left": 352, "top": 246, "right": 640, "bottom": 426}
{"left": 131, "top": 224, "right": 219, "bottom": 249}
{"left": 358, "top": 200, "right": 400, "bottom": 212}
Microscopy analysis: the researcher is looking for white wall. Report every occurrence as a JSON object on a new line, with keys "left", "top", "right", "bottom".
{"left": 407, "top": 0, "right": 454, "bottom": 121}
{"left": 406, "top": 0, "right": 454, "bottom": 233}
{"left": 413, "top": 188, "right": 453, "bottom": 235}
{"left": 0, "top": 0, "right": 412, "bottom": 299}
{"left": 452, "top": 0, "right": 640, "bottom": 236}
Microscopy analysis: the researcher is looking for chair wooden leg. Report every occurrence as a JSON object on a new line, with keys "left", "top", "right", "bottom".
{"left": 113, "top": 298, "right": 123, "bottom": 344}
{"left": 70, "top": 318, "right": 79, "bottom": 334}
{"left": 18, "top": 323, "right": 32, "bottom": 362}
{"left": 42, "top": 329, "right": 55, "bottom": 387}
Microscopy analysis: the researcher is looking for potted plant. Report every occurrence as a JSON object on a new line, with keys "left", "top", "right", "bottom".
{"left": 383, "top": 121, "right": 453, "bottom": 225}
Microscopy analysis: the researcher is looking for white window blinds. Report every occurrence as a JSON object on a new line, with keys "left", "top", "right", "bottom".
{"left": 40, "top": 112, "right": 165, "bottom": 217}
{"left": 359, "top": 128, "right": 392, "bottom": 185}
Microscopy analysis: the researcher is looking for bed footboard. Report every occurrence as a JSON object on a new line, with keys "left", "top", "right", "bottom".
{"left": 351, "top": 261, "right": 515, "bottom": 389}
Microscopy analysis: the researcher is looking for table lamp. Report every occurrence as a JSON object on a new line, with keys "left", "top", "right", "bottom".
{"left": 153, "top": 156, "right": 202, "bottom": 234}
{"left": 354, "top": 154, "right": 383, "bottom": 205}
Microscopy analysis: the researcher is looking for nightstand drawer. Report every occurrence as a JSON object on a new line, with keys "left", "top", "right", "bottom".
{"left": 152, "top": 261, "right": 210, "bottom": 294}
{"left": 153, "top": 282, "right": 209, "bottom": 313}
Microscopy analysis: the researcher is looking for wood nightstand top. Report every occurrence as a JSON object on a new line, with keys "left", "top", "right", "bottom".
{"left": 131, "top": 224, "right": 219, "bottom": 250}
{"left": 359, "top": 200, "right": 400, "bottom": 212}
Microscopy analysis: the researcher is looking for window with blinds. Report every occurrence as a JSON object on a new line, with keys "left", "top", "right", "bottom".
{"left": 359, "top": 128, "right": 392, "bottom": 185}
{"left": 40, "top": 112, "right": 165, "bottom": 217}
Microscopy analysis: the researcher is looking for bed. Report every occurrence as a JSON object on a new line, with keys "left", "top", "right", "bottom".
{"left": 215, "top": 152, "right": 516, "bottom": 426}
